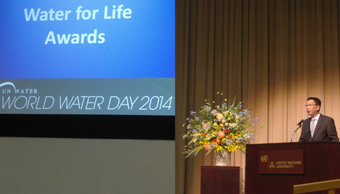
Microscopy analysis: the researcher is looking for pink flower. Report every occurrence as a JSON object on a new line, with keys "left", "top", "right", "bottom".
{"left": 204, "top": 144, "right": 211, "bottom": 151}
{"left": 216, "top": 113, "right": 224, "bottom": 121}
{"left": 217, "top": 131, "right": 225, "bottom": 139}
{"left": 202, "top": 123, "right": 211, "bottom": 130}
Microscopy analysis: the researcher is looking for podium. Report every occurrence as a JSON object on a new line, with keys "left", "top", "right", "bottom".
{"left": 245, "top": 142, "right": 340, "bottom": 194}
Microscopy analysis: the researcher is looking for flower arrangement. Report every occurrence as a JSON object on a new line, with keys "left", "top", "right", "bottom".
{"left": 183, "top": 96, "right": 258, "bottom": 158}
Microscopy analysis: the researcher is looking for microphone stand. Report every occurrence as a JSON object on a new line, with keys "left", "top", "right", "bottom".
{"left": 290, "top": 125, "right": 302, "bottom": 142}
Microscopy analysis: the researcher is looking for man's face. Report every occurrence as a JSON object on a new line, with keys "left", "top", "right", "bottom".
{"left": 305, "top": 99, "right": 320, "bottom": 117}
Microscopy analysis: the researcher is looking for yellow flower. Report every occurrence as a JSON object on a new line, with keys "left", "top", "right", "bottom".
{"left": 213, "top": 122, "right": 219, "bottom": 129}
{"left": 216, "top": 146, "right": 224, "bottom": 152}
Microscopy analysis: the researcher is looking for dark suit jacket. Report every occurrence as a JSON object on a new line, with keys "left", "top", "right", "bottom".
{"left": 299, "top": 114, "right": 339, "bottom": 142}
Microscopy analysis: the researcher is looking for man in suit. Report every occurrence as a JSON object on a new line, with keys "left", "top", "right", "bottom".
{"left": 299, "top": 97, "right": 339, "bottom": 142}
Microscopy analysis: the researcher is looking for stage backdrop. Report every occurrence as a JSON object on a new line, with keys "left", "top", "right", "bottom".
{"left": 176, "top": 0, "right": 340, "bottom": 193}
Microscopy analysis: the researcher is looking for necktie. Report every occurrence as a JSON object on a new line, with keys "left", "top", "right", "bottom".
{"left": 311, "top": 119, "right": 316, "bottom": 137}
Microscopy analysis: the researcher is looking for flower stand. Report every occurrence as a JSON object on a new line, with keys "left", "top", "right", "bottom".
{"left": 201, "top": 166, "right": 241, "bottom": 194}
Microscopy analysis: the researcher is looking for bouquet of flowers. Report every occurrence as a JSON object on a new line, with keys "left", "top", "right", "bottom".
{"left": 183, "top": 97, "right": 257, "bottom": 158}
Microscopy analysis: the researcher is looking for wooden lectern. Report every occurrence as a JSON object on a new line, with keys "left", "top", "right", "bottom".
{"left": 245, "top": 142, "right": 340, "bottom": 194}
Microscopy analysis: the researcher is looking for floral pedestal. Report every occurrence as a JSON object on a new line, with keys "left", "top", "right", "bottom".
{"left": 215, "top": 151, "right": 231, "bottom": 166}
{"left": 201, "top": 166, "right": 240, "bottom": 194}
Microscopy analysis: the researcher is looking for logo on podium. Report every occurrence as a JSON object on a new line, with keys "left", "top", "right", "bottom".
{"left": 259, "top": 149, "right": 304, "bottom": 174}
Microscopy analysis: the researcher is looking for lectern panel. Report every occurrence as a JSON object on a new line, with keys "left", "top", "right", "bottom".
{"left": 246, "top": 142, "right": 340, "bottom": 194}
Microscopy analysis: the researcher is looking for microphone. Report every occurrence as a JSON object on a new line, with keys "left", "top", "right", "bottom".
{"left": 291, "top": 118, "right": 306, "bottom": 142}
{"left": 297, "top": 118, "right": 306, "bottom": 126}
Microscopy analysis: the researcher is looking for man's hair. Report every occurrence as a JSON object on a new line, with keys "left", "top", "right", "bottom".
{"left": 307, "top": 97, "right": 321, "bottom": 107}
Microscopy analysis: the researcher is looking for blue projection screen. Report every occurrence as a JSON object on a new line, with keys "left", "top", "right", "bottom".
{"left": 0, "top": 0, "right": 175, "bottom": 116}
